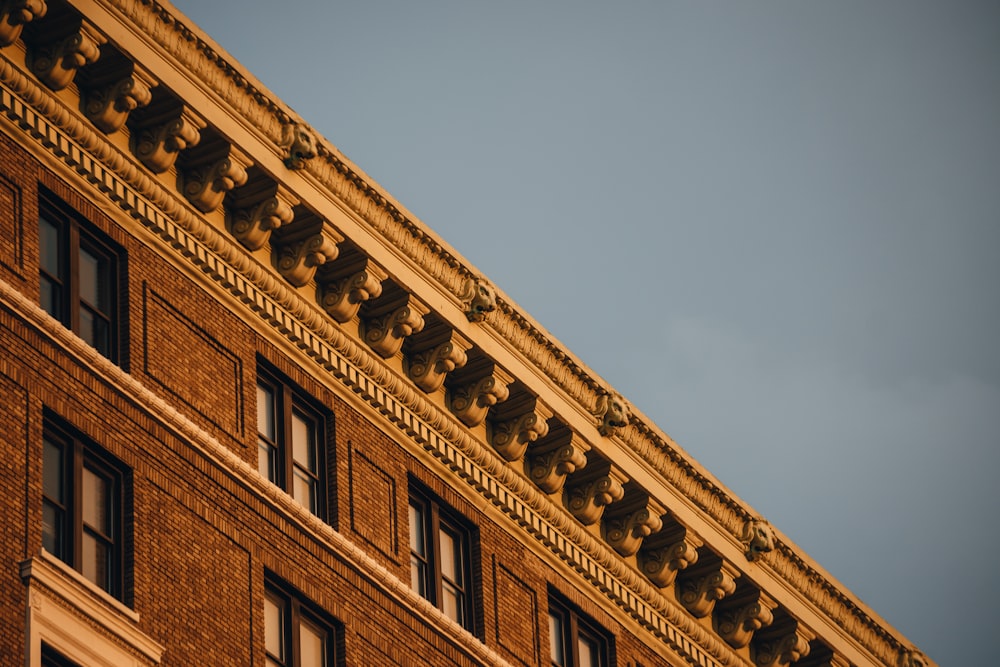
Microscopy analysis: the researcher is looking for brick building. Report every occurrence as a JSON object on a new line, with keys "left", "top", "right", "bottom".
{"left": 0, "top": 1, "right": 933, "bottom": 666}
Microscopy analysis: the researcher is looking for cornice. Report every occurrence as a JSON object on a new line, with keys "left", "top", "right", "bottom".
{"left": 4, "top": 3, "right": 926, "bottom": 663}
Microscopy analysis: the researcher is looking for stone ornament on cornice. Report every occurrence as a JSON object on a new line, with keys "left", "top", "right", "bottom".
{"left": 407, "top": 338, "right": 470, "bottom": 394}
{"left": 677, "top": 559, "right": 739, "bottom": 619}
{"left": 489, "top": 403, "right": 553, "bottom": 462}
{"left": 458, "top": 276, "right": 497, "bottom": 322}
{"left": 898, "top": 649, "right": 929, "bottom": 667}
{"left": 182, "top": 151, "right": 250, "bottom": 213}
{"left": 132, "top": 106, "right": 204, "bottom": 174}
{"left": 279, "top": 120, "right": 317, "bottom": 170}
{"left": 752, "top": 618, "right": 814, "bottom": 667}
{"left": 527, "top": 429, "right": 589, "bottom": 495}
{"left": 229, "top": 188, "right": 296, "bottom": 252}
{"left": 639, "top": 529, "right": 702, "bottom": 588}
{"left": 0, "top": 0, "right": 47, "bottom": 48}
{"left": 715, "top": 589, "right": 776, "bottom": 649}
{"left": 565, "top": 463, "right": 627, "bottom": 526}
{"left": 603, "top": 496, "right": 666, "bottom": 558}
{"left": 27, "top": 20, "right": 103, "bottom": 91}
{"left": 83, "top": 67, "right": 155, "bottom": 135}
{"left": 594, "top": 391, "right": 630, "bottom": 437}
{"left": 741, "top": 518, "right": 775, "bottom": 562}
{"left": 449, "top": 370, "right": 512, "bottom": 428}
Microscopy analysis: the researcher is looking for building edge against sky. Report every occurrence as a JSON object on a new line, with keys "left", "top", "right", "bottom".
{"left": 0, "top": 1, "right": 933, "bottom": 666}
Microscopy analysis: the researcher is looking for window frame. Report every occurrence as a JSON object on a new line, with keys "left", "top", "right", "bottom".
{"left": 548, "top": 593, "right": 612, "bottom": 667}
{"left": 408, "top": 482, "right": 478, "bottom": 633}
{"left": 41, "top": 416, "right": 129, "bottom": 604}
{"left": 256, "top": 364, "right": 329, "bottom": 520}
{"left": 38, "top": 191, "right": 122, "bottom": 363}
{"left": 264, "top": 575, "right": 338, "bottom": 667}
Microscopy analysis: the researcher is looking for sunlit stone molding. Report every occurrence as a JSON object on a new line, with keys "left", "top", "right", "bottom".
{"left": 638, "top": 524, "right": 702, "bottom": 588}
{"left": 458, "top": 275, "right": 497, "bottom": 322}
{"left": 594, "top": 390, "right": 629, "bottom": 437}
{"left": 273, "top": 210, "right": 343, "bottom": 287}
{"left": 180, "top": 148, "right": 250, "bottom": 213}
{"left": 279, "top": 120, "right": 317, "bottom": 170}
{"left": 677, "top": 557, "right": 739, "bottom": 618}
{"left": 82, "top": 67, "right": 155, "bottom": 134}
{"left": 131, "top": 104, "right": 205, "bottom": 174}
{"left": 0, "top": 0, "right": 47, "bottom": 48}
{"left": 742, "top": 518, "right": 775, "bottom": 562}
{"left": 228, "top": 182, "right": 297, "bottom": 251}
{"left": 317, "top": 245, "right": 387, "bottom": 323}
{"left": 602, "top": 491, "right": 665, "bottom": 558}
{"left": 27, "top": 20, "right": 103, "bottom": 91}
{"left": 715, "top": 587, "right": 777, "bottom": 649}
{"left": 526, "top": 421, "right": 589, "bottom": 495}
{"left": 404, "top": 318, "right": 472, "bottom": 393}
{"left": 752, "top": 616, "right": 814, "bottom": 667}
{"left": 565, "top": 460, "right": 627, "bottom": 526}
{"left": 898, "top": 649, "right": 929, "bottom": 667}
{"left": 447, "top": 360, "right": 513, "bottom": 428}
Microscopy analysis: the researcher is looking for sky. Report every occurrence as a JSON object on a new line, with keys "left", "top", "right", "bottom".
{"left": 168, "top": 2, "right": 1000, "bottom": 663}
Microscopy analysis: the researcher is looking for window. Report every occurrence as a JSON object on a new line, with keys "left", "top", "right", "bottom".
{"left": 257, "top": 365, "right": 328, "bottom": 519}
{"left": 38, "top": 192, "right": 122, "bottom": 362}
{"left": 42, "top": 417, "right": 129, "bottom": 602}
{"left": 408, "top": 483, "right": 477, "bottom": 631}
{"left": 265, "top": 577, "right": 337, "bottom": 667}
{"left": 548, "top": 594, "right": 612, "bottom": 667}
{"left": 41, "top": 644, "right": 82, "bottom": 667}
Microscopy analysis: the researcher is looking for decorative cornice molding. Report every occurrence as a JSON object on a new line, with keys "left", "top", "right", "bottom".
{"left": 0, "top": 10, "right": 925, "bottom": 660}
{"left": 0, "top": 0, "right": 47, "bottom": 48}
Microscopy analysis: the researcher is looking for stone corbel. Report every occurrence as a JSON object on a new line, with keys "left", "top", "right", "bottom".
{"left": 676, "top": 558, "right": 739, "bottom": 618}
{"left": 229, "top": 184, "right": 297, "bottom": 251}
{"left": 752, "top": 617, "right": 814, "bottom": 667}
{"left": 448, "top": 364, "right": 513, "bottom": 427}
{"left": 898, "top": 649, "right": 929, "bottom": 667}
{"left": 27, "top": 20, "right": 104, "bottom": 90}
{"left": 526, "top": 423, "right": 589, "bottom": 495}
{"left": 715, "top": 588, "right": 777, "bottom": 650}
{"left": 181, "top": 148, "right": 250, "bottom": 213}
{"left": 489, "top": 401, "right": 553, "bottom": 462}
{"left": 602, "top": 492, "right": 665, "bottom": 557}
{"left": 359, "top": 287, "right": 429, "bottom": 358}
{"left": 406, "top": 327, "right": 472, "bottom": 394}
{"left": 564, "top": 461, "right": 627, "bottom": 526}
{"left": 273, "top": 213, "right": 343, "bottom": 288}
{"left": 0, "top": 0, "right": 47, "bottom": 47}
{"left": 594, "top": 390, "right": 630, "bottom": 437}
{"left": 279, "top": 120, "right": 317, "bottom": 170}
{"left": 639, "top": 525, "right": 703, "bottom": 588}
{"left": 82, "top": 65, "right": 155, "bottom": 134}
{"left": 741, "top": 517, "right": 775, "bottom": 562}
{"left": 458, "top": 276, "right": 497, "bottom": 322}
{"left": 318, "top": 248, "right": 387, "bottom": 324}
{"left": 132, "top": 106, "right": 204, "bottom": 174}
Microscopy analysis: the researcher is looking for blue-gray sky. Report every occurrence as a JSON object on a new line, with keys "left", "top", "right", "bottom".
{"left": 169, "top": 1, "right": 1000, "bottom": 663}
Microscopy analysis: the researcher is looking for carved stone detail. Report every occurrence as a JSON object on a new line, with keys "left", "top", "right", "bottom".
{"left": 458, "top": 276, "right": 496, "bottom": 322}
{"left": 279, "top": 120, "right": 317, "bottom": 169}
{"left": 594, "top": 391, "right": 629, "bottom": 437}
{"left": 753, "top": 619, "right": 814, "bottom": 667}
{"left": 0, "top": 0, "right": 47, "bottom": 47}
{"left": 133, "top": 107, "right": 204, "bottom": 174}
{"left": 742, "top": 518, "right": 775, "bottom": 562}
{"left": 677, "top": 560, "right": 739, "bottom": 618}
{"left": 83, "top": 68, "right": 154, "bottom": 134}
{"left": 490, "top": 403, "right": 552, "bottom": 462}
{"left": 602, "top": 493, "right": 665, "bottom": 557}
{"left": 449, "top": 367, "right": 512, "bottom": 427}
{"left": 565, "top": 463, "right": 626, "bottom": 526}
{"left": 230, "top": 189, "right": 296, "bottom": 251}
{"left": 716, "top": 589, "right": 776, "bottom": 649}
{"left": 276, "top": 232, "right": 340, "bottom": 288}
{"left": 182, "top": 151, "right": 250, "bottom": 213}
{"left": 27, "top": 22, "right": 103, "bottom": 90}
{"left": 362, "top": 303, "right": 427, "bottom": 359}
{"left": 321, "top": 264, "right": 387, "bottom": 323}
{"left": 408, "top": 338, "right": 470, "bottom": 394}
{"left": 639, "top": 527, "right": 703, "bottom": 588}
{"left": 898, "top": 649, "right": 929, "bottom": 667}
{"left": 525, "top": 421, "right": 589, "bottom": 494}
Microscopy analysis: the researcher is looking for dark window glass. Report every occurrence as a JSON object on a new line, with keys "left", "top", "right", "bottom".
{"left": 408, "top": 484, "right": 477, "bottom": 632}
{"left": 548, "top": 594, "right": 612, "bottom": 667}
{"left": 256, "top": 366, "right": 328, "bottom": 519}
{"left": 42, "top": 418, "right": 128, "bottom": 601}
{"left": 37, "top": 193, "right": 121, "bottom": 362}
{"left": 265, "top": 577, "right": 337, "bottom": 667}
{"left": 41, "top": 644, "right": 82, "bottom": 667}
